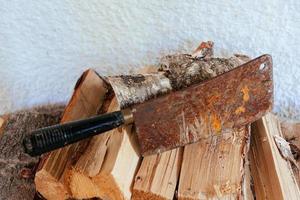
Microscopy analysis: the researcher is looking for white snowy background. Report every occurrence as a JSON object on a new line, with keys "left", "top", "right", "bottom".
{"left": 0, "top": 0, "right": 299, "bottom": 119}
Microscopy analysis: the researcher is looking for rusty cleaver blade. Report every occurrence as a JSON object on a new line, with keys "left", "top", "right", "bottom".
{"left": 23, "top": 55, "right": 272, "bottom": 157}
{"left": 132, "top": 54, "right": 273, "bottom": 155}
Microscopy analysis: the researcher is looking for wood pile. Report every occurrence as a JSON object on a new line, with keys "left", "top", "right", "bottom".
{"left": 34, "top": 44, "right": 300, "bottom": 200}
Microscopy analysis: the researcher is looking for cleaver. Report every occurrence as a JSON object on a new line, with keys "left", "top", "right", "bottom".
{"left": 23, "top": 55, "right": 273, "bottom": 156}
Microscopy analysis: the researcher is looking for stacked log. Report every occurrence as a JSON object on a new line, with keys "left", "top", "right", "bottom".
{"left": 34, "top": 42, "right": 300, "bottom": 199}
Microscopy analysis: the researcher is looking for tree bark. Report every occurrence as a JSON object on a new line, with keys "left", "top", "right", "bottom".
{"left": 107, "top": 55, "right": 250, "bottom": 109}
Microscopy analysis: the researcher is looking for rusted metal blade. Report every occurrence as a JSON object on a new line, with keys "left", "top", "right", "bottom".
{"left": 132, "top": 55, "right": 273, "bottom": 155}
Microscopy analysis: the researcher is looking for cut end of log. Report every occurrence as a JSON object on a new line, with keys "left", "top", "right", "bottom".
{"left": 69, "top": 169, "right": 101, "bottom": 199}
{"left": 34, "top": 69, "right": 110, "bottom": 199}
{"left": 132, "top": 190, "right": 167, "bottom": 200}
{"left": 92, "top": 174, "right": 124, "bottom": 200}
{"left": 35, "top": 169, "right": 70, "bottom": 200}
{"left": 65, "top": 67, "right": 156, "bottom": 200}
{"left": 69, "top": 164, "right": 125, "bottom": 200}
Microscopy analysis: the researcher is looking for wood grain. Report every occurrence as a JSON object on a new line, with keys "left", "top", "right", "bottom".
{"left": 68, "top": 66, "right": 157, "bottom": 199}
{"left": 249, "top": 113, "right": 300, "bottom": 200}
{"left": 35, "top": 69, "right": 108, "bottom": 200}
{"left": 178, "top": 127, "right": 250, "bottom": 199}
{"left": 132, "top": 147, "right": 183, "bottom": 200}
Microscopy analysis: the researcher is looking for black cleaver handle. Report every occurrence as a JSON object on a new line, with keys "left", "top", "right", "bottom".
{"left": 23, "top": 111, "right": 126, "bottom": 156}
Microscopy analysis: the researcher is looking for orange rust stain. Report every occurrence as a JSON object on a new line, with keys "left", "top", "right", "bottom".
{"left": 235, "top": 106, "right": 246, "bottom": 114}
{"left": 207, "top": 95, "right": 220, "bottom": 107}
{"left": 241, "top": 86, "right": 250, "bottom": 102}
{"left": 211, "top": 114, "right": 221, "bottom": 133}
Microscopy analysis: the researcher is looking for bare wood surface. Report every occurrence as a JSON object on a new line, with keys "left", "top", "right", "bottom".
{"left": 34, "top": 69, "right": 108, "bottom": 200}
{"left": 72, "top": 98, "right": 118, "bottom": 177}
{"left": 34, "top": 43, "right": 262, "bottom": 199}
{"left": 174, "top": 44, "right": 249, "bottom": 200}
{"left": 132, "top": 147, "right": 183, "bottom": 200}
{"left": 69, "top": 66, "right": 157, "bottom": 199}
{"left": 177, "top": 43, "right": 250, "bottom": 200}
{"left": 129, "top": 65, "right": 183, "bottom": 200}
{"left": 178, "top": 127, "right": 250, "bottom": 199}
{"left": 249, "top": 113, "right": 300, "bottom": 200}
{"left": 68, "top": 97, "right": 131, "bottom": 199}
{"left": 242, "top": 153, "right": 255, "bottom": 200}
{"left": 130, "top": 66, "right": 183, "bottom": 200}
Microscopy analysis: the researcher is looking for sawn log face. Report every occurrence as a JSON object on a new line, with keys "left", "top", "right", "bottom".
{"left": 133, "top": 55, "right": 273, "bottom": 155}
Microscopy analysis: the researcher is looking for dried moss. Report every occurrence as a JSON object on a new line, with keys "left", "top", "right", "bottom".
{"left": 0, "top": 105, "right": 64, "bottom": 200}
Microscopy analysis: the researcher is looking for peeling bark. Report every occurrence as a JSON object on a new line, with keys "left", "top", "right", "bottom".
{"left": 106, "top": 54, "right": 250, "bottom": 109}
{"left": 107, "top": 73, "right": 171, "bottom": 109}
{"left": 159, "top": 54, "right": 250, "bottom": 90}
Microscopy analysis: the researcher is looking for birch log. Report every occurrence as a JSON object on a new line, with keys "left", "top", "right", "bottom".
{"left": 34, "top": 69, "right": 108, "bottom": 200}
{"left": 107, "top": 54, "right": 250, "bottom": 109}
